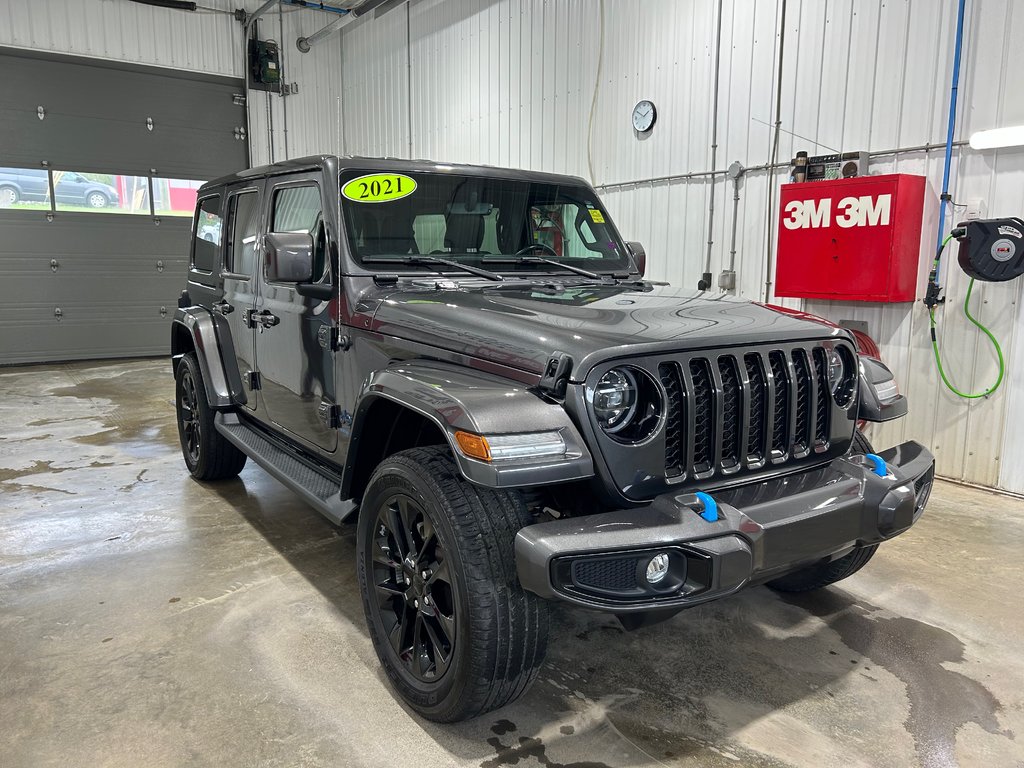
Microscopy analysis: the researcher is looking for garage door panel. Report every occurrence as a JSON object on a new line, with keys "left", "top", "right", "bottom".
{"left": 0, "top": 210, "right": 194, "bottom": 364}
{"left": 0, "top": 49, "right": 246, "bottom": 179}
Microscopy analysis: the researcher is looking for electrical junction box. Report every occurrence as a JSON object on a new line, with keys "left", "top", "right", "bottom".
{"left": 248, "top": 39, "right": 281, "bottom": 91}
{"left": 775, "top": 173, "right": 927, "bottom": 303}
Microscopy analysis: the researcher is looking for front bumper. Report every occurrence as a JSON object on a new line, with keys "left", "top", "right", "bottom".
{"left": 515, "top": 441, "right": 935, "bottom": 612}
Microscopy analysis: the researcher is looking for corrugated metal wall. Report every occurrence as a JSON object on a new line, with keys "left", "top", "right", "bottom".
{"left": 0, "top": 0, "right": 243, "bottom": 77}
{"left": 258, "top": 0, "right": 1023, "bottom": 493}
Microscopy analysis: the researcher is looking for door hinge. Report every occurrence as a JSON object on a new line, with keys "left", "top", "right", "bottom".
{"left": 317, "top": 400, "right": 342, "bottom": 428}
{"left": 245, "top": 370, "right": 262, "bottom": 391}
{"left": 317, "top": 325, "right": 351, "bottom": 351}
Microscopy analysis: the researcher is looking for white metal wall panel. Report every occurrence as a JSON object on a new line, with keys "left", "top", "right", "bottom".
{"left": 0, "top": 0, "right": 243, "bottom": 77}
{"left": 250, "top": 0, "right": 1023, "bottom": 491}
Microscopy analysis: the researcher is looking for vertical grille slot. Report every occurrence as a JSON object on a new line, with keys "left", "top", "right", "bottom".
{"left": 768, "top": 351, "right": 790, "bottom": 458}
{"left": 689, "top": 359, "right": 714, "bottom": 475}
{"left": 659, "top": 363, "right": 685, "bottom": 478}
{"left": 718, "top": 357, "right": 741, "bottom": 469}
{"left": 791, "top": 349, "right": 813, "bottom": 453}
{"left": 744, "top": 353, "right": 768, "bottom": 463}
{"left": 812, "top": 347, "right": 830, "bottom": 445}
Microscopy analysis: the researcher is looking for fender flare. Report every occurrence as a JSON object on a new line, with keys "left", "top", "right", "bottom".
{"left": 858, "top": 356, "right": 908, "bottom": 422}
{"left": 170, "top": 307, "right": 240, "bottom": 408}
{"left": 342, "top": 361, "right": 594, "bottom": 494}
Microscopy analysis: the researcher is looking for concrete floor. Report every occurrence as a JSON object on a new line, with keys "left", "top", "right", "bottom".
{"left": 1, "top": 359, "right": 1022, "bottom": 768}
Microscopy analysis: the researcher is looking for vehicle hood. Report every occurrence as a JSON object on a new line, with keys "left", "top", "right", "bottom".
{"left": 371, "top": 281, "right": 845, "bottom": 379}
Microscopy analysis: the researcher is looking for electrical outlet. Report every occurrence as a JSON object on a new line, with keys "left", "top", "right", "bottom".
{"left": 718, "top": 270, "right": 736, "bottom": 290}
{"left": 964, "top": 198, "right": 986, "bottom": 220}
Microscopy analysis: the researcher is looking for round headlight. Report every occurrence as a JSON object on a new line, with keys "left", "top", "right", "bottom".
{"left": 594, "top": 368, "right": 638, "bottom": 432}
{"left": 826, "top": 348, "right": 845, "bottom": 396}
{"left": 592, "top": 367, "right": 664, "bottom": 444}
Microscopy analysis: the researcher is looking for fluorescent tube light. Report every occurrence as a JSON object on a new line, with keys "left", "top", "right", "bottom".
{"left": 969, "top": 125, "right": 1024, "bottom": 150}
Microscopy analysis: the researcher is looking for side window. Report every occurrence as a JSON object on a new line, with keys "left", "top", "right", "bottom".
{"left": 192, "top": 195, "right": 222, "bottom": 273}
{"left": 271, "top": 184, "right": 325, "bottom": 280}
{"left": 271, "top": 185, "right": 321, "bottom": 233}
{"left": 226, "top": 191, "right": 260, "bottom": 276}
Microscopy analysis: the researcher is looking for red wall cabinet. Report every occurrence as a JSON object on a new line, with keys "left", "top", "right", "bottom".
{"left": 774, "top": 173, "right": 927, "bottom": 302}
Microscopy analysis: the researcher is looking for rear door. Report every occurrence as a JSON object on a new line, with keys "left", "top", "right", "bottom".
{"left": 253, "top": 175, "right": 338, "bottom": 453}
{"left": 220, "top": 183, "right": 264, "bottom": 411}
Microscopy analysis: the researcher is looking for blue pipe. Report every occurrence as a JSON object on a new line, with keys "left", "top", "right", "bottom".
{"left": 935, "top": 0, "right": 968, "bottom": 269}
{"left": 281, "top": 0, "right": 351, "bottom": 15}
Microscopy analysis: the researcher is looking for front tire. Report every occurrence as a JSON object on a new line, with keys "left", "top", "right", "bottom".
{"left": 174, "top": 352, "right": 247, "bottom": 481}
{"left": 357, "top": 446, "right": 548, "bottom": 722}
{"left": 767, "top": 429, "right": 878, "bottom": 593}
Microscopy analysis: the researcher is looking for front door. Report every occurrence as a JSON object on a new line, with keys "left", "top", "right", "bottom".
{"left": 220, "top": 185, "right": 263, "bottom": 410}
{"left": 253, "top": 176, "right": 338, "bottom": 453}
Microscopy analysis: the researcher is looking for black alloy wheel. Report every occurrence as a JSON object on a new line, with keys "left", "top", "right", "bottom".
{"left": 179, "top": 365, "right": 202, "bottom": 466}
{"left": 370, "top": 493, "right": 457, "bottom": 682}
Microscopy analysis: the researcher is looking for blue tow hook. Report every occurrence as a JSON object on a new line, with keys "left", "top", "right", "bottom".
{"left": 694, "top": 491, "right": 719, "bottom": 522}
{"left": 864, "top": 453, "right": 888, "bottom": 478}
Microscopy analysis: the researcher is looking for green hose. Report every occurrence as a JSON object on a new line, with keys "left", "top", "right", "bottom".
{"left": 928, "top": 235, "right": 1005, "bottom": 398}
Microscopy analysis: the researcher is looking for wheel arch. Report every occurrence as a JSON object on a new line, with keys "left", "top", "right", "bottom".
{"left": 341, "top": 362, "right": 594, "bottom": 502}
{"left": 170, "top": 307, "right": 234, "bottom": 408}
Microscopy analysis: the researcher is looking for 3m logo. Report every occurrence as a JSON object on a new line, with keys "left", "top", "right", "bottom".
{"left": 783, "top": 194, "right": 892, "bottom": 229}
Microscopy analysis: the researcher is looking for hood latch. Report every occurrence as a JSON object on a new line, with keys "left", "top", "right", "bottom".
{"left": 538, "top": 352, "right": 573, "bottom": 398}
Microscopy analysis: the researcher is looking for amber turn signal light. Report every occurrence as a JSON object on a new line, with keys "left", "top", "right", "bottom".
{"left": 455, "top": 431, "right": 491, "bottom": 461}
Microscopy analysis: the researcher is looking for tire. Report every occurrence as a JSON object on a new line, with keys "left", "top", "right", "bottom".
{"left": 767, "top": 429, "right": 877, "bottom": 593}
{"left": 357, "top": 446, "right": 548, "bottom": 722}
{"left": 0, "top": 186, "right": 19, "bottom": 207}
{"left": 87, "top": 191, "right": 109, "bottom": 208}
{"left": 174, "top": 352, "right": 247, "bottom": 481}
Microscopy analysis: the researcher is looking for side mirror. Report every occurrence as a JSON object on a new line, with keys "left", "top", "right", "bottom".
{"left": 626, "top": 241, "right": 646, "bottom": 277}
{"left": 265, "top": 232, "right": 314, "bottom": 283}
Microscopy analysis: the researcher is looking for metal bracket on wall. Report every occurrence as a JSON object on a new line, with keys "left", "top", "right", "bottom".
{"left": 53, "top": 308, "right": 62, "bottom": 321}
{"left": 37, "top": 106, "right": 45, "bottom": 120}
{"left": 233, "top": 127, "right": 247, "bottom": 141}
{"left": 50, "top": 259, "right": 59, "bottom": 273}
{"left": 146, "top": 117, "right": 154, "bottom": 132}
{"left": 156, "top": 260, "right": 165, "bottom": 273}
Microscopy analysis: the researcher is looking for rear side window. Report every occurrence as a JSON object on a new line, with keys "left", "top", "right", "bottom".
{"left": 192, "top": 195, "right": 222, "bottom": 273}
{"left": 226, "top": 191, "right": 260, "bottom": 276}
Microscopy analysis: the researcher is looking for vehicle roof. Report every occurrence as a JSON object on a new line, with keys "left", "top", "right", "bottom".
{"left": 200, "top": 155, "right": 592, "bottom": 192}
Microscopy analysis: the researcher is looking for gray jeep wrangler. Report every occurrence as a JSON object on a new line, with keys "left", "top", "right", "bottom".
{"left": 171, "top": 155, "right": 934, "bottom": 722}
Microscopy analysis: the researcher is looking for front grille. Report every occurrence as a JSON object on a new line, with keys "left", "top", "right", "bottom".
{"left": 659, "top": 344, "right": 842, "bottom": 483}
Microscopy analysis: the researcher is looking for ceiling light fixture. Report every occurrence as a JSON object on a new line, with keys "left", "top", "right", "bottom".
{"left": 969, "top": 125, "right": 1024, "bottom": 150}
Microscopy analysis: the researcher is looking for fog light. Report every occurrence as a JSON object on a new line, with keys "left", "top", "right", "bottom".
{"left": 645, "top": 553, "right": 670, "bottom": 584}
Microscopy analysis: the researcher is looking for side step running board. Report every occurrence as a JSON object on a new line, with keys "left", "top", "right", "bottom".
{"left": 214, "top": 412, "right": 357, "bottom": 525}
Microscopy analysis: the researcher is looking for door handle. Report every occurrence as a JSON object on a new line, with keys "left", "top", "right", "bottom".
{"left": 255, "top": 310, "right": 279, "bottom": 330}
{"left": 213, "top": 300, "right": 234, "bottom": 315}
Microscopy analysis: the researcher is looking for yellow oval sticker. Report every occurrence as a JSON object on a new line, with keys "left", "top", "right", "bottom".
{"left": 342, "top": 173, "right": 417, "bottom": 203}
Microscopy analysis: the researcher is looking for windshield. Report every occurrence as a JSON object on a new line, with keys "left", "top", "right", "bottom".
{"left": 339, "top": 170, "right": 631, "bottom": 274}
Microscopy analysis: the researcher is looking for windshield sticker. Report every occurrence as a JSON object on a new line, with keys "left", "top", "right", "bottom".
{"left": 342, "top": 173, "right": 417, "bottom": 203}
{"left": 589, "top": 209, "right": 606, "bottom": 224}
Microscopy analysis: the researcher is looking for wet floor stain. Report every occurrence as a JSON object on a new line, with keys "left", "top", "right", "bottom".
{"left": 780, "top": 590, "right": 1013, "bottom": 766}
{"left": 482, "top": 720, "right": 611, "bottom": 768}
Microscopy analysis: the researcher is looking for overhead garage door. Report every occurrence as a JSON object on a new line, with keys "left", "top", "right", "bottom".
{"left": 0, "top": 47, "right": 248, "bottom": 365}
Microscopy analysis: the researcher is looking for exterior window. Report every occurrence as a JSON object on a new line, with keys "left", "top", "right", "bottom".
{"left": 226, "top": 191, "right": 260, "bottom": 276}
{"left": 154, "top": 177, "right": 205, "bottom": 217}
{"left": 193, "top": 196, "right": 222, "bottom": 273}
{"left": 52, "top": 170, "right": 146, "bottom": 213}
{"left": 0, "top": 167, "right": 51, "bottom": 210}
{"left": 271, "top": 184, "right": 326, "bottom": 280}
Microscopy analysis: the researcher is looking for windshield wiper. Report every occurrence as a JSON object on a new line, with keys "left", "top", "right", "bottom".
{"left": 362, "top": 255, "right": 504, "bottom": 282}
{"left": 482, "top": 255, "right": 603, "bottom": 280}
